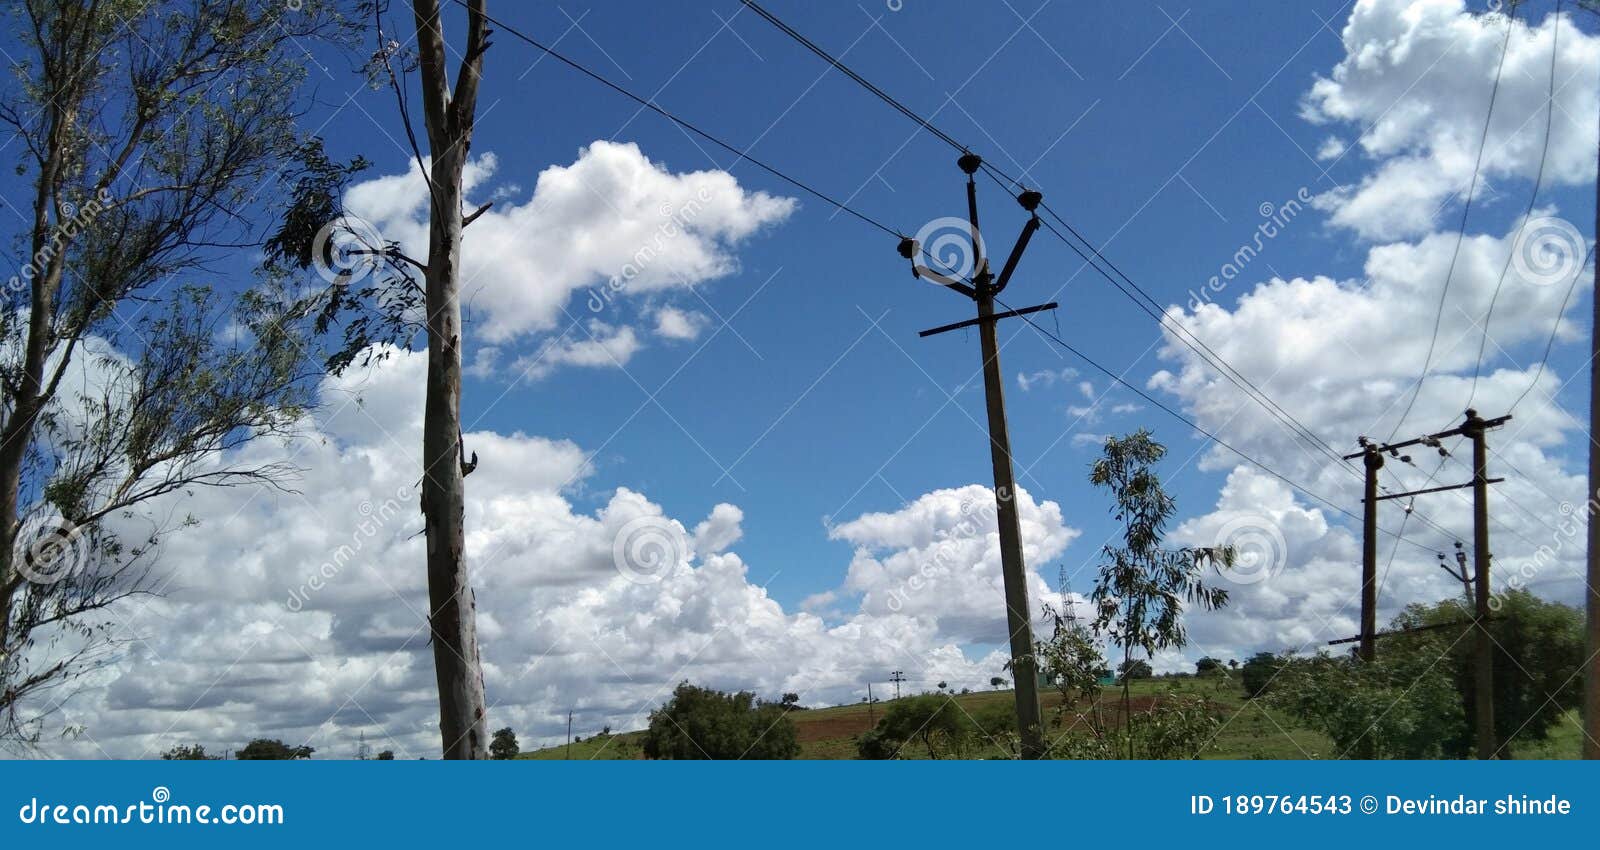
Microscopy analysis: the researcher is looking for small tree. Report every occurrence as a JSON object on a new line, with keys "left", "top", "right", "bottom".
{"left": 1118, "top": 659, "right": 1153, "bottom": 681}
{"left": 875, "top": 694, "right": 973, "bottom": 759}
{"left": 489, "top": 727, "right": 519, "bottom": 760}
{"left": 236, "top": 739, "right": 314, "bottom": 760}
{"left": 375, "top": 750, "right": 395, "bottom": 761}
{"left": 1391, "top": 591, "right": 1584, "bottom": 757}
{"left": 1196, "top": 657, "right": 1224, "bottom": 677}
{"left": 989, "top": 676, "right": 1006, "bottom": 690}
{"left": 1087, "top": 431, "right": 1230, "bottom": 757}
{"left": 1241, "top": 652, "right": 1282, "bottom": 698}
{"left": 855, "top": 728, "right": 898, "bottom": 760}
{"left": 160, "top": 744, "right": 218, "bottom": 760}
{"left": 1271, "top": 651, "right": 1461, "bottom": 759}
{"left": 642, "top": 683, "right": 799, "bottom": 760}
{"left": 1036, "top": 594, "right": 1112, "bottom": 753}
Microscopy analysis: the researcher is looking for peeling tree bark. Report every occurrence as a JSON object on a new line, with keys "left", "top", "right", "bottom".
{"left": 411, "top": 0, "right": 490, "bottom": 760}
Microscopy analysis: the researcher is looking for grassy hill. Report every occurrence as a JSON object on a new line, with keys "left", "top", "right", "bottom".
{"left": 518, "top": 676, "right": 1585, "bottom": 760}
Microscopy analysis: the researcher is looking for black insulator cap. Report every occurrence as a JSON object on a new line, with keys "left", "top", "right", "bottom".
{"left": 897, "top": 236, "right": 918, "bottom": 260}
{"left": 1018, "top": 189, "right": 1043, "bottom": 211}
{"left": 957, "top": 152, "right": 983, "bottom": 174}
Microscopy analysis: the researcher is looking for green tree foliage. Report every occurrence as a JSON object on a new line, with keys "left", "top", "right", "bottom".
{"left": 1196, "top": 657, "right": 1224, "bottom": 676}
{"left": 989, "top": 676, "right": 1006, "bottom": 690}
{"left": 855, "top": 728, "right": 899, "bottom": 760}
{"left": 375, "top": 750, "right": 395, "bottom": 761}
{"left": 1271, "top": 649, "right": 1462, "bottom": 759}
{"left": 160, "top": 744, "right": 218, "bottom": 760}
{"left": 236, "top": 739, "right": 314, "bottom": 760}
{"left": 1389, "top": 591, "right": 1584, "bottom": 756}
{"left": 1086, "top": 431, "right": 1231, "bottom": 757}
{"left": 489, "top": 727, "right": 519, "bottom": 760}
{"left": 641, "top": 683, "right": 799, "bottom": 760}
{"left": 872, "top": 694, "right": 974, "bottom": 759}
{"left": 1035, "top": 590, "right": 1113, "bottom": 751}
{"left": 0, "top": 0, "right": 360, "bottom": 743}
{"left": 1240, "top": 652, "right": 1282, "bottom": 698}
{"left": 1118, "top": 659, "right": 1153, "bottom": 681}
{"left": 1130, "top": 690, "right": 1224, "bottom": 759}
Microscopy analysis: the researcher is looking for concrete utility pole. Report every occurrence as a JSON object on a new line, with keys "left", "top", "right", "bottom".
{"left": 566, "top": 710, "right": 573, "bottom": 759}
{"left": 902, "top": 152, "right": 1057, "bottom": 759}
{"left": 1344, "top": 411, "right": 1509, "bottom": 759}
{"left": 1462, "top": 409, "right": 1498, "bottom": 761}
{"left": 1359, "top": 444, "right": 1384, "bottom": 663}
{"left": 889, "top": 670, "right": 905, "bottom": 702}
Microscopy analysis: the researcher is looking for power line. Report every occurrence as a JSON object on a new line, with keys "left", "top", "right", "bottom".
{"left": 483, "top": 0, "right": 1444, "bottom": 560}
{"left": 739, "top": 0, "right": 966, "bottom": 152}
{"left": 990, "top": 291, "right": 1439, "bottom": 556}
{"left": 1467, "top": 0, "right": 1564, "bottom": 411}
{"left": 1510, "top": 244, "right": 1594, "bottom": 413}
{"left": 455, "top": 0, "right": 905, "bottom": 242}
{"left": 740, "top": 0, "right": 1372, "bottom": 487}
{"left": 1390, "top": 8, "right": 1518, "bottom": 440}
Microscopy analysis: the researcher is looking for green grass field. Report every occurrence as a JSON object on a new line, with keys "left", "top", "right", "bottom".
{"left": 519, "top": 677, "right": 1582, "bottom": 760}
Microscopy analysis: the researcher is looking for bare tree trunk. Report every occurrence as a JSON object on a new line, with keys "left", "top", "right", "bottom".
{"left": 411, "top": 0, "right": 490, "bottom": 760}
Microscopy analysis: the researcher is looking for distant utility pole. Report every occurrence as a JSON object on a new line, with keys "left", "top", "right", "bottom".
{"left": 566, "top": 710, "right": 573, "bottom": 760}
{"left": 900, "top": 152, "right": 1056, "bottom": 760}
{"left": 889, "top": 670, "right": 905, "bottom": 702}
{"left": 867, "top": 682, "right": 875, "bottom": 728}
{"left": 1345, "top": 409, "right": 1509, "bottom": 759}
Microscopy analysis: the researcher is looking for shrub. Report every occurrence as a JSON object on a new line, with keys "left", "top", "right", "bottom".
{"left": 642, "top": 683, "right": 800, "bottom": 760}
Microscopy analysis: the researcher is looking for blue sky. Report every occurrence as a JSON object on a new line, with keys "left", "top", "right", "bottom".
{"left": 9, "top": 0, "right": 1600, "bottom": 755}
{"left": 377, "top": 0, "right": 1590, "bottom": 607}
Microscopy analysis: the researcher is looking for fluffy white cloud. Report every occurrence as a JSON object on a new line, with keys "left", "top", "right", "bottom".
{"left": 343, "top": 140, "right": 794, "bottom": 357}
{"left": 24, "top": 348, "right": 1077, "bottom": 758}
{"left": 653, "top": 307, "right": 710, "bottom": 341}
{"left": 1147, "top": 222, "right": 1591, "bottom": 668}
{"left": 1304, "top": 0, "right": 1600, "bottom": 238}
{"left": 830, "top": 484, "right": 1077, "bottom": 645}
